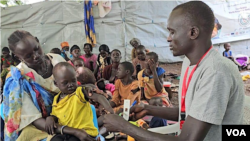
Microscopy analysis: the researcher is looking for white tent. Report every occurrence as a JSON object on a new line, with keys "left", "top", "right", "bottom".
{"left": 1, "top": 0, "right": 250, "bottom": 62}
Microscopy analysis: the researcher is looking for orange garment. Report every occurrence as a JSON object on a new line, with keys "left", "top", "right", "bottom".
{"left": 61, "top": 42, "right": 69, "bottom": 48}
{"left": 132, "top": 57, "right": 147, "bottom": 76}
{"left": 111, "top": 79, "right": 140, "bottom": 112}
{"left": 138, "top": 70, "right": 171, "bottom": 107}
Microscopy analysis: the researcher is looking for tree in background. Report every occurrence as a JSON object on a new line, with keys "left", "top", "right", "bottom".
{"left": 0, "top": 0, "right": 24, "bottom": 7}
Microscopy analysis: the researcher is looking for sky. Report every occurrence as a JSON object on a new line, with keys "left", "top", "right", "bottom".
{"left": 0, "top": 0, "right": 45, "bottom": 7}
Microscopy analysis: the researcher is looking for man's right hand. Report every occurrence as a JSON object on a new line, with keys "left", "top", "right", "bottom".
{"left": 129, "top": 104, "right": 148, "bottom": 121}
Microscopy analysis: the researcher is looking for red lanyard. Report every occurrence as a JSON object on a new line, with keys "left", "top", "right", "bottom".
{"left": 180, "top": 46, "right": 212, "bottom": 129}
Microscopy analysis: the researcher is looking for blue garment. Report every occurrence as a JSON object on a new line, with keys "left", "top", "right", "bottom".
{"left": 84, "top": 1, "right": 96, "bottom": 45}
{"left": 149, "top": 117, "right": 167, "bottom": 128}
{"left": 60, "top": 52, "right": 66, "bottom": 59}
{"left": 142, "top": 67, "right": 165, "bottom": 78}
{"left": 223, "top": 51, "right": 232, "bottom": 57}
{"left": 3, "top": 66, "right": 53, "bottom": 141}
{"left": 1, "top": 117, "right": 4, "bottom": 141}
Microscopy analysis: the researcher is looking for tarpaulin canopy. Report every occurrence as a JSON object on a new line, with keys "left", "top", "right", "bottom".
{"left": 1, "top": 1, "right": 249, "bottom": 62}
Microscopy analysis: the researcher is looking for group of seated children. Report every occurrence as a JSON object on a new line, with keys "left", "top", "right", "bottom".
{"left": 41, "top": 39, "right": 172, "bottom": 141}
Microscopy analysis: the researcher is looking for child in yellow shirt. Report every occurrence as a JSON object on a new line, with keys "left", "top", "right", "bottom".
{"left": 45, "top": 62, "right": 113, "bottom": 141}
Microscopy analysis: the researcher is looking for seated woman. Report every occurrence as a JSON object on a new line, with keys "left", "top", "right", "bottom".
{"left": 45, "top": 62, "right": 113, "bottom": 141}
{"left": 94, "top": 44, "right": 111, "bottom": 81}
{"left": 110, "top": 62, "right": 141, "bottom": 113}
{"left": 103, "top": 49, "right": 122, "bottom": 84}
{"left": 68, "top": 45, "right": 86, "bottom": 66}
{"left": 82, "top": 43, "right": 98, "bottom": 71}
{"left": 138, "top": 52, "right": 171, "bottom": 107}
{"left": 2, "top": 30, "right": 65, "bottom": 141}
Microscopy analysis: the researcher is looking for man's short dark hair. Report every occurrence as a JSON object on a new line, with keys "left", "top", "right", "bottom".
{"left": 173, "top": 1, "right": 215, "bottom": 35}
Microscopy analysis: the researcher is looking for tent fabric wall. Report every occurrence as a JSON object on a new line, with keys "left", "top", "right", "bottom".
{"left": 1, "top": 1, "right": 249, "bottom": 63}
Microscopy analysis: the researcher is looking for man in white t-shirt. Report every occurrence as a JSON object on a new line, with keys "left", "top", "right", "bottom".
{"left": 101, "top": 1, "right": 245, "bottom": 141}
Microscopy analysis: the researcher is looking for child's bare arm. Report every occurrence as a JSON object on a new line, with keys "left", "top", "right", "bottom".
{"left": 82, "top": 87, "right": 114, "bottom": 114}
{"left": 148, "top": 59, "right": 164, "bottom": 93}
{"left": 153, "top": 72, "right": 164, "bottom": 93}
{"left": 45, "top": 115, "right": 58, "bottom": 135}
{"left": 55, "top": 125, "right": 95, "bottom": 141}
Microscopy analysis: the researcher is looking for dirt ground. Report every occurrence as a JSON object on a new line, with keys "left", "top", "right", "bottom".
{"left": 160, "top": 63, "right": 182, "bottom": 108}
{"left": 159, "top": 62, "right": 250, "bottom": 108}
{"left": 243, "top": 78, "right": 250, "bottom": 97}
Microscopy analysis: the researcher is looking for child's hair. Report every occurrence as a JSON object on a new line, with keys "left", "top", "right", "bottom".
{"left": 146, "top": 52, "right": 158, "bottom": 62}
{"left": 96, "top": 79, "right": 106, "bottom": 92}
{"left": 70, "top": 45, "right": 80, "bottom": 53}
{"left": 84, "top": 43, "right": 93, "bottom": 51}
{"left": 111, "top": 49, "right": 121, "bottom": 55}
{"left": 72, "top": 58, "right": 84, "bottom": 65}
{"left": 53, "top": 62, "right": 75, "bottom": 78}
{"left": 97, "top": 44, "right": 111, "bottom": 65}
{"left": 136, "top": 45, "right": 146, "bottom": 51}
{"left": 149, "top": 97, "right": 163, "bottom": 107}
{"left": 223, "top": 43, "right": 230, "bottom": 49}
{"left": 120, "top": 61, "right": 134, "bottom": 75}
{"left": 50, "top": 48, "right": 61, "bottom": 55}
{"left": 8, "top": 30, "right": 34, "bottom": 51}
{"left": 99, "top": 44, "right": 110, "bottom": 53}
{"left": 2, "top": 47, "right": 10, "bottom": 53}
{"left": 130, "top": 38, "right": 141, "bottom": 46}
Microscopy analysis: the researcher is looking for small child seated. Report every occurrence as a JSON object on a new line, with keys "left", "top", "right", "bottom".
{"left": 138, "top": 52, "right": 171, "bottom": 107}
{"left": 110, "top": 62, "right": 141, "bottom": 113}
{"left": 45, "top": 62, "right": 113, "bottom": 141}
{"left": 132, "top": 45, "right": 148, "bottom": 77}
{"left": 73, "top": 58, "right": 85, "bottom": 69}
{"left": 76, "top": 66, "right": 96, "bottom": 85}
{"left": 223, "top": 43, "right": 234, "bottom": 61}
{"left": 96, "top": 79, "right": 115, "bottom": 97}
{"left": 148, "top": 97, "right": 167, "bottom": 128}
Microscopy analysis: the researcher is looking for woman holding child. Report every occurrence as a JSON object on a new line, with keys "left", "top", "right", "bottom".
{"left": 2, "top": 30, "right": 112, "bottom": 141}
{"left": 1, "top": 30, "right": 66, "bottom": 141}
